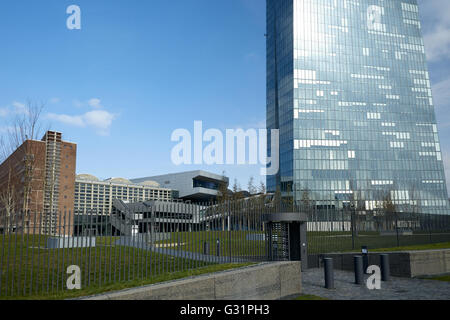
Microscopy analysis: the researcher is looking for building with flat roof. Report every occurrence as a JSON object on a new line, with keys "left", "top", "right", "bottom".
{"left": 131, "top": 170, "right": 229, "bottom": 203}
{"left": 267, "top": 0, "right": 449, "bottom": 215}
{"left": 0, "top": 131, "right": 76, "bottom": 235}
{"left": 110, "top": 199, "right": 204, "bottom": 236}
{"left": 74, "top": 174, "right": 176, "bottom": 216}
{"left": 73, "top": 175, "right": 177, "bottom": 235}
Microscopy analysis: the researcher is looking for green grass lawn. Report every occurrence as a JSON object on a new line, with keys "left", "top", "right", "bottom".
{"left": 308, "top": 233, "right": 450, "bottom": 254}
{"left": 371, "top": 242, "right": 450, "bottom": 252}
{"left": 1, "top": 231, "right": 450, "bottom": 299}
{"left": 159, "top": 231, "right": 267, "bottom": 258}
{"left": 427, "top": 275, "right": 450, "bottom": 282}
{"left": 2, "top": 263, "right": 254, "bottom": 300}
{"left": 0, "top": 235, "right": 215, "bottom": 299}
{"left": 155, "top": 230, "right": 450, "bottom": 256}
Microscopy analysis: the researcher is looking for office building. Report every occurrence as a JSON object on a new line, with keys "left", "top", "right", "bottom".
{"left": 266, "top": 0, "right": 449, "bottom": 215}
{"left": 74, "top": 175, "right": 176, "bottom": 234}
{"left": 74, "top": 175, "right": 175, "bottom": 215}
{"left": 132, "top": 170, "right": 229, "bottom": 203}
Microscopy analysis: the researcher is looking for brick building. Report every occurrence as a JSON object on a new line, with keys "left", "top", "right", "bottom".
{"left": 0, "top": 131, "right": 76, "bottom": 235}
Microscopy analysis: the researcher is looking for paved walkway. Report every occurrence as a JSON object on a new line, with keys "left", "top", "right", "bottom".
{"left": 302, "top": 268, "right": 450, "bottom": 300}
{"left": 114, "top": 237, "right": 256, "bottom": 263}
{"left": 149, "top": 247, "right": 251, "bottom": 264}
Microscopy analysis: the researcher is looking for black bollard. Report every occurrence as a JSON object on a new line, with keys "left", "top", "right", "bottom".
{"left": 380, "top": 254, "right": 390, "bottom": 281}
{"left": 203, "top": 242, "right": 210, "bottom": 255}
{"left": 324, "top": 258, "right": 334, "bottom": 289}
{"left": 354, "top": 256, "right": 364, "bottom": 285}
{"left": 361, "top": 246, "right": 369, "bottom": 274}
{"left": 216, "top": 239, "right": 220, "bottom": 257}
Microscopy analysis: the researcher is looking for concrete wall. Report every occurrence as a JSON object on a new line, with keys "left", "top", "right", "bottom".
{"left": 78, "top": 261, "right": 302, "bottom": 300}
{"left": 409, "top": 250, "right": 450, "bottom": 277}
{"left": 309, "top": 249, "right": 450, "bottom": 278}
{"left": 46, "top": 237, "right": 96, "bottom": 249}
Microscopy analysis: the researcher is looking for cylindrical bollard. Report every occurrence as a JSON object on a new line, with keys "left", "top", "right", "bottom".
{"left": 380, "top": 254, "right": 390, "bottom": 281}
{"left": 203, "top": 242, "right": 210, "bottom": 255}
{"left": 324, "top": 258, "right": 334, "bottom": 289}
{"left": 354, "top": 256, "right": 364, "bottom": 285}
{"left": 216, "top": 239, "right": 220, "bottom": 257}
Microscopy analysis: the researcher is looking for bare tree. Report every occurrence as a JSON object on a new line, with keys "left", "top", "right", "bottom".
{"left": 232, "top": 179, "right": 243, "bottom": 200}
{"left": 258, "top": 181, "right": 266, "bottom": 194}
{"left": 300, "top": 189, "right": 312, "bottom": 212}
{"left": 0, "top": 135, "right": 16, "bottom": 233}
{"left": 300, "top": 189, "right": 314, "bottom": 230}
{"left": 273, "top": 185, "right": 282, "bottom": 212}
{"left": 216, "top": 171, "right": 229, "bottom": 204}
{"left": 0, "top": 100, "right": 47, "bottom": 233}
{"left": 382, "top": 189, "right": 397, "bottom": 231}
{"left": 247, "top": 176, "right": 257, "bottom": 195}
{"left": 216, "top": 171, "right": 230, "bottom": 231}
{"left": 8, "top": 100, "right": 45, "bottom": 150}
{"left": 408, "top": 183, "right": 420, "bottom": 228}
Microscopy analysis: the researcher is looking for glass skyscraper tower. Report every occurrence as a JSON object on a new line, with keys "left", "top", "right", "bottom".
{"left": 267, "top": 0, "right": 449, "bottom": 215}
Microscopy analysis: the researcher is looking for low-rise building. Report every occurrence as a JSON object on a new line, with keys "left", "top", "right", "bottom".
{"left": 74, "top": 175, "right": 178, "bottom": 235}
{"left": 131, "top": 170, "right": 229, "bottom": 203}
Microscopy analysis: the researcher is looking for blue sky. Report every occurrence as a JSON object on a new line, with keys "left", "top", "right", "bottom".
{"left": 0, "top": 0, "right": 449, "bottom": 193}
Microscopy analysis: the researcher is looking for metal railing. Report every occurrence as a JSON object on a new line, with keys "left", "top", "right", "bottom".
{"left": 1, "top": 196, "right": 450, "bottom": 298}
{"left": 0, "top": 197, "right": 275, "bottom": 298}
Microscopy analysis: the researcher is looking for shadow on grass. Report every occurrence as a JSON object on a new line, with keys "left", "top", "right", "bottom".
{"left": 1, "top": 263, "right": 255, "bottom": 300}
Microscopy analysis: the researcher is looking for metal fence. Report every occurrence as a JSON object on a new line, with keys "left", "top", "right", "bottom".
{"left": 1, "top": 196, "right": 450, "bottom": 298}
{"left": 304, "top": 202, "right": 450, "bottom": 254}
{"left": 0, "top": 198, "right": 274, "bottom": 298}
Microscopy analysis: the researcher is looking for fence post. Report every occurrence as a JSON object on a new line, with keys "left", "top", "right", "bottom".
{"left": 395, "top": 215, "right": 400, "bottom": 247}
{"left": 228, "top": 204, "right": 231, "bottom": 263}
{"left": 203, "top": 241, "right": 210, "bottom": 255}
{"left": 351, "top": 208, "right": 355, "bottom": 250}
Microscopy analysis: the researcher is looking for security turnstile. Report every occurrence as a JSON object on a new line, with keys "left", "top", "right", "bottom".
{"left": 263, "top": 212, "right": 308, "bottom": 271}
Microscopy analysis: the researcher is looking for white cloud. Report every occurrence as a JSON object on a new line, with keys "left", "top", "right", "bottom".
{"left": 47, "top": 113, "right": 85, "bottom": 127}
{"left": 88, "top": 98, "right": 103, "bottom": 109}
{"left": 0, "top": 101, "right": 31, "bottom": 117}
{"left": 47, "top": 109, "right": 116, "bottom": 136}
{"left": 0, "top": 108, "right": 8, "bottom": 117}
{"left": 49, "top": 97, "right": 60, "bottom": 104}
{"left": 419, "top": 0, "right": 450, "bottom": 62}
{"left": 73, "top": 100, "right": 84, "bottom": 108}
{"left": 424, "top": 27, "right": 450, "bottom": 62}
{"left": 441, "top": 150, "right": 450, "bottom": 194}
{"left": 84, "top": 110, "right": 115, "bottom": 134}
{"left": 433, "top": 78, "right": 450, "bottom": 109}
{"left": 72, "top": 98, "right": 104, "bottom": 109}
{"left": 12, "top": 101, "right": 28, "bottom": 115}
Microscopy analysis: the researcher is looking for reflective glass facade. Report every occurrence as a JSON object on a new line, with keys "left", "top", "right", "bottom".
{"left": 267, "top": 0, "right": 449, "bottom": 215}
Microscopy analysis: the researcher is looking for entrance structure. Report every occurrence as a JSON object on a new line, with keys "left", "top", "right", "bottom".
{"left": 264, "top": 212, "right": 308, "bottom": 271}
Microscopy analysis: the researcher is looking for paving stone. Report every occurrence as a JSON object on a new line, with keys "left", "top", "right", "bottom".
{"left": 302, "top": 269, "right": 450, "bottom": 300}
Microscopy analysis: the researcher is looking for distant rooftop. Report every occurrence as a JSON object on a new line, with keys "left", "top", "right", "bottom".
{"left": 76, "top": 174, "right": 161, "bottom": 187}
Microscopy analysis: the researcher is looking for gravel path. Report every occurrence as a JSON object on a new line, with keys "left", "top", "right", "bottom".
{"left": 302, "top": 268, "right": 450, "bottom": 300}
